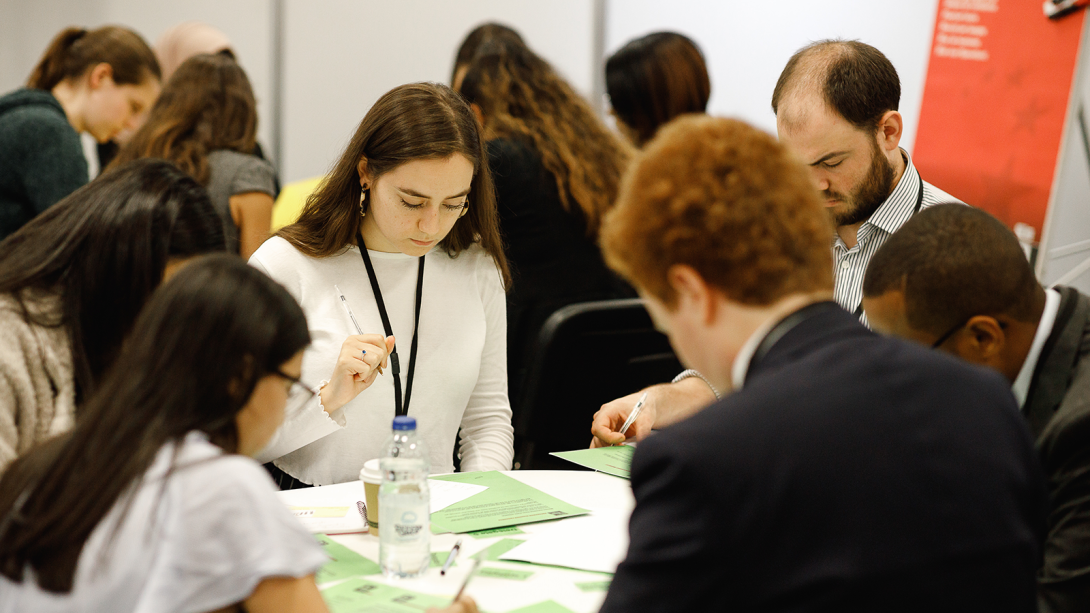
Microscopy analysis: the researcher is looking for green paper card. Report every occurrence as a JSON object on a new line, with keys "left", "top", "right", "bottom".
{"left": 314, "top": 534, "right": 381, "bottom": 583}
{"left": 477, "top": 566, "right": 534, "bottom": 581}
{"left": 506, "top": 601, "right": 578, "bottom": 613}
{"left": 321, "top": 577, "right": 451, "bottom": 612}
{"left": 549, "top": 446, "right": 634, "bottom": 479}
{"left": 429, "top": 471, "right": 588, "bottom": 533}
{"left": 575, "top": 580, "right": 612, "bottom": 592}
{"left": 467, "top": 525, "right": 526, "bottom": 539}
{"left": 473, "top": 538, "right": 525, "bottom": 561}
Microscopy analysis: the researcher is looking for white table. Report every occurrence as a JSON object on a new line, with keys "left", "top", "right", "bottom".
{"left": 277, "top": 470, "right": 634, "bottom": 613}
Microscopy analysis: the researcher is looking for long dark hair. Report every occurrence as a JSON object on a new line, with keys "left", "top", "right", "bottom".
{"left": 0, "top": 255, "right": 311, "bottom": 593}
{"left": 450, "top": 22, "right": 525, "bottom": 85}
{"left": 606, "top": 32, "right": 711, "bottom": 147}
{"left": 27, "top": 25, "right": 160, "bottom": 90}
{"left": 0, "top": 159, "right": 226, "bottom": 401}
{"left": 278, "top": 82, "right": 510, "bottom": 286}
{"left": 459, "top": 40, "right": 632, "bottom": 237}
{"left": 111, "top": 53, "right": 258, "bottom": 184}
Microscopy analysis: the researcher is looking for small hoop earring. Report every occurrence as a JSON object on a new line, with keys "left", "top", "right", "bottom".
{"left": 458, "top": 205, "right": 469, "bottom": 218}
{"left": 359, "top": 187, "right": 369, "bottom": 217}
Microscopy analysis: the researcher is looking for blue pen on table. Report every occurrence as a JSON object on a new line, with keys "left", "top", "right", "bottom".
{"left": 439, "top": 538, "right": 462, "bottom": 575}
{"left": 617, "top": 391, "right": 648, "bottom": 442}
{"left": 335, "top": 285, "right": 382, "bottom": 375}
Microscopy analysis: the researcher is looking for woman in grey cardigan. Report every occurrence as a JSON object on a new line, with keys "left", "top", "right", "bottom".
{"left": 0, "top": 159, "right": 225, "bottom": 472}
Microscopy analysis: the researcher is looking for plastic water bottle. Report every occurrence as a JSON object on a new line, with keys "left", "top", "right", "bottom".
{"left": 379, "top": 416, "right": 430, "bottom": 578}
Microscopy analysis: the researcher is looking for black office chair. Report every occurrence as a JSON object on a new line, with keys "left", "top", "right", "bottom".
{"left": 513, "top": 298, "right": 683, "bottom": 470}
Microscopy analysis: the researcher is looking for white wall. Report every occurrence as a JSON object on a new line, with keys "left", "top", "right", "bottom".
{"left": 0, "top": 0, "right": 275, "bottom": 160}
{"left": 604, "top": 0, "right": 942, "bottom": 150}
{"left": 280, "top": 0, "right": 598, "bottom": 183}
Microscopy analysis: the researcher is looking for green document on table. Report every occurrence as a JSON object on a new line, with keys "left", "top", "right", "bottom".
{"left": 429, "top": 471, "right": 588, "bottom": 533}
{"left": 473, "top": 538, "right": 525, "bottom": 561}
{"left": 321, "top": 577, "right": 451, "bottom": 612}
{"left": 549, "top": 445, "right": 634, "bottom": 479}
{"left": 314, "top": 534, "right": 381, "bottom": 583}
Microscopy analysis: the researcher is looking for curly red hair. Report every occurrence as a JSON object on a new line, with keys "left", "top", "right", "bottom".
{"left": 600, "top": 115, "right": 834, "bottom": 307}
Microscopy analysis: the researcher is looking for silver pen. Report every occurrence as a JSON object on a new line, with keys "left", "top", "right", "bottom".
{"left": 336, "top": 285, "right": 382, "bottom": 375}
{"left": 617, "top": 391, "right": 649, "bottom": 440}
{"left": 452, "top": 556, "right": 483, "bottom": 603}
{"left": 334, "top": 285, "right": 363, "bottom": 335}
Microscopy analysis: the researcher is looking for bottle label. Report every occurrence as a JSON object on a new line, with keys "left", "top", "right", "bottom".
{"left": 394, "top": 510, "right": 424, "bottom": 538}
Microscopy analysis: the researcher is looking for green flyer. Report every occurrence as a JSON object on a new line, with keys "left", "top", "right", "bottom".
{"left": 314, "top": 534, "right": 381, "bottom": 584}
{"left": 549, "top": 446, "right": 634, "bottom": 479}
{"left": 430, "top": 471, "right": 588, "bottom": 533}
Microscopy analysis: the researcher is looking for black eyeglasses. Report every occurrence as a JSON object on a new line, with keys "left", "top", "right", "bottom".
{"left": 931, "top": 317, "right": 1007, "bottom": 349}
{"left": 276, "top": 370, "right": 319, "bottom": 419}
{"left": 931, "top": 318, "right": 969, "bottom": 348}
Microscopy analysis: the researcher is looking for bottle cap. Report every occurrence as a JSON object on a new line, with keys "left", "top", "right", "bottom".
{"left": 392, "top": 415, "right": 417, "bottom": 431}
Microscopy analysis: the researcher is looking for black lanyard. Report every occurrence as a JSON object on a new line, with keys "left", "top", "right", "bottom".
{"left": 852, "top": 178, "right": 925, "bottom": 319}
{"left": 356, "top": 232, "right": 424, "bottom": 417}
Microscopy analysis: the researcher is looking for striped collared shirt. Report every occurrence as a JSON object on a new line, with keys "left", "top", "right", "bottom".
{"left": 833, "top": 150, "right": 963, "bottom": 327}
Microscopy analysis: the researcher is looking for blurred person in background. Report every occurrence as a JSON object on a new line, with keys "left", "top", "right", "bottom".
{"left": 605, "top": 31, "right": 711, "bottom": 147}
{"left": 459, "top": 39, "right": 634, "bottom": 407}
{"left": 113, "top": 53, "right": 276, "bottom": 259}
{"left": 0, "top": 25, "right": 160, "bottom": 240}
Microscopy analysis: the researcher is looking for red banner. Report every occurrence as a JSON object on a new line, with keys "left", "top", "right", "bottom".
{"left": 913, "top": 0, "right": 1085, "bottom": 235}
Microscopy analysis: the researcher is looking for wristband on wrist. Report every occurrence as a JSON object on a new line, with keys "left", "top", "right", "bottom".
{"left": 671, "top": 369, "right": 721, "bottom": 399}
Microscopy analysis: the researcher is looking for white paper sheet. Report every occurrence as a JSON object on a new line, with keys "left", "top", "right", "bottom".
{"left": 497, "top": 509, "right": 630, "bottom": 574}
{"left": 428, "top": 478, "right": 488, "bottom": 514}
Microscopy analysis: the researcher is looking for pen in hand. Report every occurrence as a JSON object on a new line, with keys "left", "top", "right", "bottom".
{"left": 440, "top": 538, "right": 462, "bottom": 575}
{"left": 616, "top": 391, "right": 648, "bottom": 443}
{"left": 335, "top": 285, "right": 383, "bottom": 375}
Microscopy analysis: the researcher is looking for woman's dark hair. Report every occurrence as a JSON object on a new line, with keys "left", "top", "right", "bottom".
{"left": 0, "top": 158, "right": 226, "bottom": 401}
{"left": 606, "top": 32, "right": 710, "bottom": 147}
{"left": 460, "top": 40, "right": 632, "bottom": 237}
{"left": 278, "top": 82, "right": 510, "bottom": 286}
{"left": 0, "top": 254, "right": 310, "bottom": 592}
{"left": 451, "top": 22, "right": 525, "bottom": 86}
{"left": 111, "top": 53, "right": 258, "bottom": 184}
{"left": 27, "top": 25, "right": 160, "bottom": 91}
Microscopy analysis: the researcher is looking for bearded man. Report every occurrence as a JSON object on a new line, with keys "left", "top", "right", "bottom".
{"left": 591, "top": 39, "right": 967, "bottom": 448}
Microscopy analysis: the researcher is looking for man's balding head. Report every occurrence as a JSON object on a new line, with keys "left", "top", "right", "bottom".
{"left": 772, "top": 39, "right": 901, "bottom": 133}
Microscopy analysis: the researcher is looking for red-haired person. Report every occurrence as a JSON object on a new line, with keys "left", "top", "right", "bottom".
{"left": 596, "top": 115, "right": 1044, "bottom": 612}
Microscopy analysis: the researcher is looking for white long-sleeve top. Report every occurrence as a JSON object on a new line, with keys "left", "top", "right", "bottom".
{"left": 249, "top": 237, "right": 514, "bottom": 484}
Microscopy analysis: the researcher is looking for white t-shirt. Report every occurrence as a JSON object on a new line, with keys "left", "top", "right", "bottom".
{"left": 0, "top": 432, "right": 327, "bottom": 613}
{"left": 250, "top": 237, "right": 514, "bottom": 484}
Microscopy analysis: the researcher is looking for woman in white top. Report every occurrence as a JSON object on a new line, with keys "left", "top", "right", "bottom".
{"left": 0, "top": 255, "right": 326, "bottom": 612}
{"left": 251, "top": 82, "right": 514, "bottom": 487}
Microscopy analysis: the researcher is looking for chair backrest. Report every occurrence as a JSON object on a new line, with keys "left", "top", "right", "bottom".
{"left": 514, "top": 298, "right": 682, "bottom": 469}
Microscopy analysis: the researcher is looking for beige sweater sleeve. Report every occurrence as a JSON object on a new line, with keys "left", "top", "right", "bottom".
{"left": 0, "top": 293, "right": 75, "bottom": 473}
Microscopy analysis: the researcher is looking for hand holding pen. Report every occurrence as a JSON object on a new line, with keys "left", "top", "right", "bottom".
{"left": 318, "top": 286, "right": 396, "bottom": 414}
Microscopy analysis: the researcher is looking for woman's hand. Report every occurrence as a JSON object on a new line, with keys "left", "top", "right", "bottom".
{"left": 319, "top": 334, "right": 396, "bottom": 413}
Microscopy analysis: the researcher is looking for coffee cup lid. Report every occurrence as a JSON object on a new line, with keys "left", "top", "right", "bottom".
{"left": 359, "top": 458, "right": 382, "bottom": 483}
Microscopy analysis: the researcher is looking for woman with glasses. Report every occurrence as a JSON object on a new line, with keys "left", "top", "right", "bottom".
{"left": 250, "top": 82, "right": 514, "bottom": 488}
{"left": 0, "top": 255, "right": 327, "bottom": 611}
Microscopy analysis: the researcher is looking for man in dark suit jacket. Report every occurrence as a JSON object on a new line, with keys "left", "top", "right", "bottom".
{"left": 864, "top": 204, "right": 1090, "bottom": 613}
{"left": 595, "top": 115, "right": 1047, "bottom": 612}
